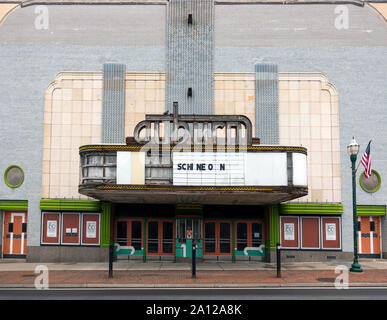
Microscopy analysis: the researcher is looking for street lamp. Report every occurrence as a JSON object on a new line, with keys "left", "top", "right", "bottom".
{"left": 347, "top": 137, "right": 363, "bottom": 273}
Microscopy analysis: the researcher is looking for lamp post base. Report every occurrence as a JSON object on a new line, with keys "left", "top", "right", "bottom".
{"left": 350, "top": 262, "right": 363, "bottom": 273}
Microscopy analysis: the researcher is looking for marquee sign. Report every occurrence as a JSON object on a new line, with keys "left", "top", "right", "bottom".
{"left": 172, "top": 151, "right": 307, "bottom": 187}
{"left": 173, "top": 152, "right": 245, "bottom": 186}
{"left": 133, "top": 103, "right": 253, "bottom": 146}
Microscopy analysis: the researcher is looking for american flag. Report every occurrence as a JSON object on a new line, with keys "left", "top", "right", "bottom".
{"left": 361, "top": 140, "right": 372, "bottom": 179}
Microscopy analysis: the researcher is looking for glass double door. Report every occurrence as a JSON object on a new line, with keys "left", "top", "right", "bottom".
{"left": 204, "top": 221, "right": 232, "bottom": 255}
{"left": 147, "top": 220, "right": 174, "bottom": 255}
{"left": 236, "top": 221, "right": 263, "bottom": 251}
{"left": 116, "top": 219, "right": 143, "bottom": 250}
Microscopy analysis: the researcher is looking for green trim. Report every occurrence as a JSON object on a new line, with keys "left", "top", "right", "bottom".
{"left": 100, "top": 202, "right": 111, "bottom": 247}
{"left": 143, "top": 218, "right": 147, "bottom": 262}
{"left": 359, "top": 170, "right": 381, "bottom": 193}
{"left": 0, "top": 200, "right": 28, "bottom": 211}
{"left": 4, "top": 165, "right": 24, "bottom": 188}
{"left": 232, "top": 219, "right": 236, "bottom": 262}
{"left": 280, "top": 203, "right": 343, "bottom": 215}
{"left": 357, "top": 205, "right": 386, "bottom": 216}
{"left": 40, "top": 199, "right": 101, "bottom": 212}
{"left": 269, "top": 205, "right": 280, "bottom": 251}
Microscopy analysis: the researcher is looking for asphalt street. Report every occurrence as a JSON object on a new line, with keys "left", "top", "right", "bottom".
{"left": 0, "top": 288, "right": 386, "bottom": 300}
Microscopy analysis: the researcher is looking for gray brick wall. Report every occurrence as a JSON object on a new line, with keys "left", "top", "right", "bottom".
{"left": 166, "top": 0, "right": 214, "bottom": 115}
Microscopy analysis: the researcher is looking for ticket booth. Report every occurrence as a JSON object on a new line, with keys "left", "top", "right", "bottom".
{"left": 175, "top": 218, "right": 203, "bottom": 258}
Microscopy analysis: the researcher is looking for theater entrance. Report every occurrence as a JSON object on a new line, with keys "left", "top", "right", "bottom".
{"left": 203, "top": 220, "right": 232, "bottom": 255}
{"left": 146, "top": 219, "right": 174, "bottom": 256}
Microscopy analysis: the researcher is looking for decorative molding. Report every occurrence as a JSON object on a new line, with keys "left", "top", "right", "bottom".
{"left": 280, "top": 203, "right": 343, "bottom": 215}
{"left": 269, "top": 205, "right": 280, "bottom": 251}
{"left": 100, "top": 201, "right": 111, "bottom": 247}
{"left": 87, "top": 184, "right": 307, "bottom": 193}
{"left": 0, "top": 200, "right": 28, "bottom": 211}
{"left": 4, "top": 165, "right": 24, "bottom": 188}
{"left": 40, "top": 199, "right": 101, "bottom": 211}
{"left": 80, "top": 144, "right": 308, "bottom": 154}
{"left": 359, "top": 169, "right": 381, "bottom": 193}
{"left": 357, "top": 205, "right": 386, "bottom": 216}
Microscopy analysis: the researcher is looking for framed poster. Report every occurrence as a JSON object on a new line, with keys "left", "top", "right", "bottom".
{"left": 41, "top": 213, "right": 61, "bottom": 245}
{"left": 280, "top": 216, "right": 299, "bottom": 248}
{"left": 81, "top": 213, "right": 100, "bottom": 245}
{"left": 284, "top": 223, "right": 295, "bottom": 240}
{"left": 322, "top": 217, "right": 341, "bottom": 249}
{"left": 86, "top": 221, "right": 97, "bottom": 239}
{"left": 325, "top": 223, "right": 336, "bottom": 241}
{"left": 47, "top": 221, "right": 57, "bottom": 238}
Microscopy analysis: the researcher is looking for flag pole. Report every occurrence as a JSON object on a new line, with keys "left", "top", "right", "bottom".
{"left": 355, "top": 159, "right": 361, "bottom": 173}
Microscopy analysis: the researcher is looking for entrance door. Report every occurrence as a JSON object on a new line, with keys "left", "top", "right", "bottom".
{"left": 147, "top": 220, "right": 174, "bottom": 255}
{"left": 204, "top": 221, "right": 232, "bottom": 255}
{"left": 235, "top": 221, "right": 263, "bottom": 251}
{"left": 3, "top": 211, "right": 27, "bottom": 257}
{"left": 358, "top": 216, "right": 381, "bottom": 257}
{"left": 116, "top": 219, "right": 143, "bottom": 250}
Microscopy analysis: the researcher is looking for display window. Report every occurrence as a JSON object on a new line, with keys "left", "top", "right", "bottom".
{"left": 41, "top": 212, "right": 61, "bottom": 244}
{"left": 176, "top": 218, "right": 202, "bottom": 242}
{"left": 321, "top": 217, "right": 341, "bottom": 249}
{"left": 61, "top": 213, "right": 81, "bottom": 245}
{"left": 280, "top": 216, "right": 299, "bottom": 249}
{"left": 81, "top": 213, "right": 100, "bottom": 245}
{"left": 41, "top": 212, "right": 101, "bottom": 246}
{"left": 301, "top": 217, "right": 320, "bottom": 249}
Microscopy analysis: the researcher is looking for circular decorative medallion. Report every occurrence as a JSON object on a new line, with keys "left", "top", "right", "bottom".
{"left": 359, "top": 169, "right": 381, "bottom": 193}
{"left": 4, "top": 165, "right": 24, "bottom": 188}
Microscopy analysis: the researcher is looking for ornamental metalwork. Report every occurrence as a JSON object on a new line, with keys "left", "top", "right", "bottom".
{"left": 133, "top": 103, "right": 253, "bottom": 146}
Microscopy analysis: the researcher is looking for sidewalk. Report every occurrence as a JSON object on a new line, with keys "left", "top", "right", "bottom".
{"left": 0, "top": 259, "right": 387, "bottom": 288}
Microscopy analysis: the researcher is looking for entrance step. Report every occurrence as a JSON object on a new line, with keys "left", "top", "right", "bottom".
{"left": 0, "top": 258, "right": 27, "bottom": 263}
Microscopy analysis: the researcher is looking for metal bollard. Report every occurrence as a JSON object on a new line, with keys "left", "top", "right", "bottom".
{"left": 276, "top": 243, "right": 281, "bottom": 278}
{"left": 108, "top": 243, "right": 114, "bottom": 278}
{"left": 192, "top": 243, "right": 196, "bottom": 279}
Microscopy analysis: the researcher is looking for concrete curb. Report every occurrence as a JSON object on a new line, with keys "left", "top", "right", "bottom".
{"left": 1, "top": 282, "right": 387, "bottom": 288}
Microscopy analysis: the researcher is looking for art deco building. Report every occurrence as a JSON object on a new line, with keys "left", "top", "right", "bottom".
{"left": 0, "top": 0, "right": 385, "bottom": 262}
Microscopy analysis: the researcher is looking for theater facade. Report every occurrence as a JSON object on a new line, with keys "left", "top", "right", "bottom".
{"left": 22, "top": 69, "right": 346, "bottom": 262}
{"left": 0, "top": 0, "right": 386, "bottom": 263}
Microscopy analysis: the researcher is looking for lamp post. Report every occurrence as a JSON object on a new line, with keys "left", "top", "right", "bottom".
{"left": 347, "top": 137, "right": 363, "bottom": 273}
